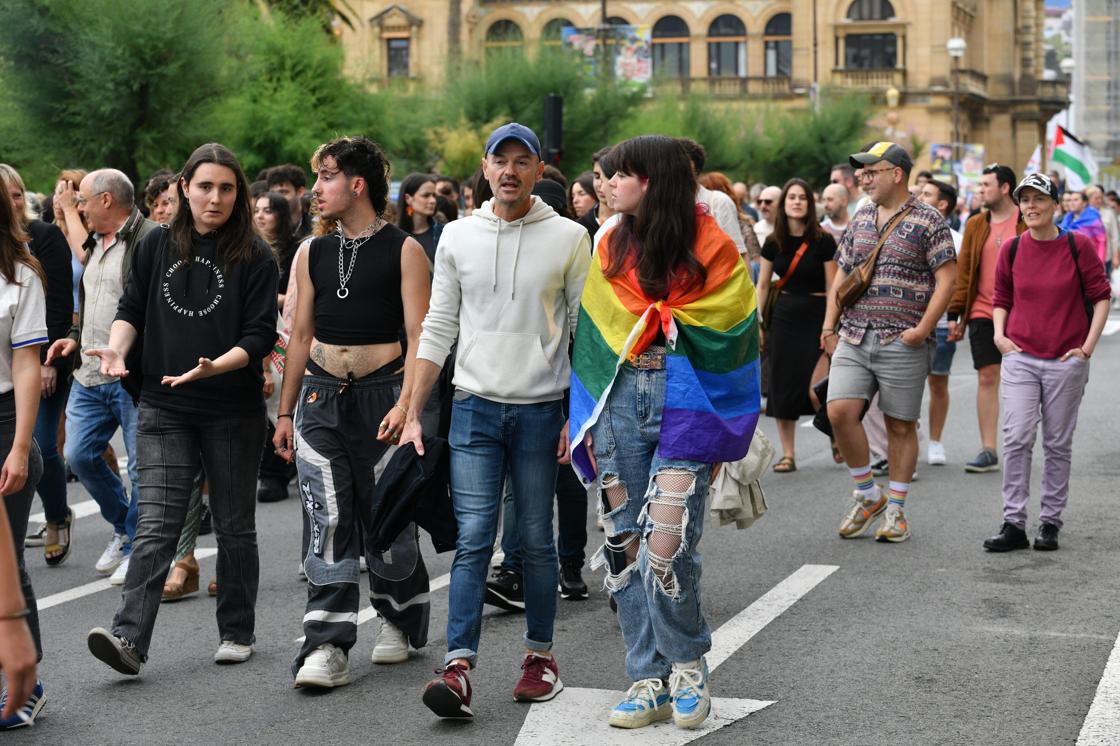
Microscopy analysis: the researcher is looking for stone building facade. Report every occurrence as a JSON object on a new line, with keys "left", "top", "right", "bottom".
{"left": 339, "top": 1, "right": 1069, "bottom": 174}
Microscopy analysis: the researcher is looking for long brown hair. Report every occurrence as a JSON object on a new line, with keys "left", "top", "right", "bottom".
{"left": 772, "top": 177, "right": 822, "bottom": 250}
{"left": 171, "top": 143, "right": 256, "bottom": 270}
{"left": 0, "top": 173, "right": 45, "bottom": 288}
{"left": 605, "top": 136, "right": 705, "bottom": 299}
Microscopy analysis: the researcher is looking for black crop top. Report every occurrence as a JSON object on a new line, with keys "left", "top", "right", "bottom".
{"left": 309, "top": 224, "right": 407, "bottom": 345}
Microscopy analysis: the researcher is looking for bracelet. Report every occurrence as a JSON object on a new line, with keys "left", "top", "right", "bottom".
{"left": 1080, "top": 348, "right": 1091, "bottom": 359}
{"left": 393, "top": 403, "right": 408, "bottom": 415}
{"left": 277, "top": 413, "right": 293, "bottom": 420}
{"left": 822, "top": 327, "right": 836, "bottom": 332}
{"left": 0, "top": 607, "right": 29, "bottom": 620}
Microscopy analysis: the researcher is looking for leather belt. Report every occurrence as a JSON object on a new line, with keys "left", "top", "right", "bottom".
{"left": 630, "top": 345, "right": 666, "bottom": 370}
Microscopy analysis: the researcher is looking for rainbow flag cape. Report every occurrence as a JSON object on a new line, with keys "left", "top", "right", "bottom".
{"left": 1059, "top": 205, "right": 1108, "bottom": 265}
{"left": 569, "top": 214, "right": 761, "bottom": 483}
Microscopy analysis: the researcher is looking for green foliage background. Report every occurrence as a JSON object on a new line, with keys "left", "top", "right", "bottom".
{"left": 0, "top": 1, "right": 872, "bottom": 193}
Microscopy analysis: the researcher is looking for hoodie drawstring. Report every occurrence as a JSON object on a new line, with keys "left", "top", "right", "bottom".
{"left": 492, "top": 220, "right": 501, "bottom": 293}
{"left": 510, "top": 220, "right": 525, "bottom": 301}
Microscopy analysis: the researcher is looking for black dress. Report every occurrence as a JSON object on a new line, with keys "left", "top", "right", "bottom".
{"left": 761, "top": 231, "right": 837, "bottom": 419}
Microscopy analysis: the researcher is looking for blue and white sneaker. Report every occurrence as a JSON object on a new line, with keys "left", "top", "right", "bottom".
{"left": 609, "top": 677, "right": 672, "bottom": 729}
{"left": 0, "top": 680, "right": 45, "bottom": 729}
{"left": 669, "top": 658, "right": 711, "bottom": 729}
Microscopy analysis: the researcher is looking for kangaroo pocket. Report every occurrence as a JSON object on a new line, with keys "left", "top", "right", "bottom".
{"left": 458, "top": 332, "right": 557, "bottom": 397}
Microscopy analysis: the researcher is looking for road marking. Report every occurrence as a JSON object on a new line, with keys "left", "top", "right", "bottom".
{"left": 30, "top": 498, "right": 100, "bottom": 526}
{"left": 1077, "top": 625, "right": 1120, "bottom": 745}
{"left": 38, "top": 547, "right": 218, "bottom": 611}
{"left": 514, "top": 563, "right": 839, "bottom": 745}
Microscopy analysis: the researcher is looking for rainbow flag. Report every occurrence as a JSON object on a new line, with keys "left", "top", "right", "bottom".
{"left": 1059, "top": 205, "right": 1108, "bottom": 265}
{"left": 569, "top": 214, "right": 761, "bottom": 483}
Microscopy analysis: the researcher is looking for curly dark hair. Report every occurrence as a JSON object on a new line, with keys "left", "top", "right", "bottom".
{"left": 310, "top": 136, "right": 391, "bottom": 216}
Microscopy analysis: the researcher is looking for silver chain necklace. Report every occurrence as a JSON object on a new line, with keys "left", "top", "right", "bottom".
{"left": 335, "top": 219, "right": 382, "bottom": 299}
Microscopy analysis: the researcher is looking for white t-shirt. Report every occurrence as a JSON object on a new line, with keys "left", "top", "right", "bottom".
{"left": 936, "top": 227, "right": 964, "bottom": 330}
{"left": 0, "top": 262, "right": 47, "bottom": 393}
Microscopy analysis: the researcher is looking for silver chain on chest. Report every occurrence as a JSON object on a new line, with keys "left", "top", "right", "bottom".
{"left": 335, "top": 219, "right": 382, "bottom": 299}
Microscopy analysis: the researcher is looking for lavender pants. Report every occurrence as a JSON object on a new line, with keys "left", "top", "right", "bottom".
{"left": 1000, "top": 352, "right": 1090, "bottom": 529}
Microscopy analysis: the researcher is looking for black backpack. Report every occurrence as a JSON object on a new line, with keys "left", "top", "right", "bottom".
{"left": 1007, "top": 231, "right": 1093, "bottom": 320}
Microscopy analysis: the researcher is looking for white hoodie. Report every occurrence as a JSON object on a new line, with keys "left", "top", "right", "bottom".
{"left": 416, "top": 196, "right": 591, "bottom": 404}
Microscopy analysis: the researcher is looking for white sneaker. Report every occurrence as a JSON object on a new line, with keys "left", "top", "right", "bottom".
{"left": 295, "top": 644, "right": 350, "bottom": 688}
{"left": 214, "top": 641, "right": 253, "bottom": 664}
{"left": 927, "top": 441, "right": 947, "bottom": 466}
{"left": 95, "top": 534, "right": 127, "bottom": 575}
{"left": 109, "top": 556, "right": 130, "bottom": 586}
{"left": 371, "top": 619, "right": 409, "bottom": 664}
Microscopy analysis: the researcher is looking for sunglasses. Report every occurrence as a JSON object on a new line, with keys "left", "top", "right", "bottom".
{"left": 757, "top": 198, "right": 774, "bottom": 205}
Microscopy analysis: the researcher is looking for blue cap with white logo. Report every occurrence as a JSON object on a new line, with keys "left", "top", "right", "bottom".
{"left": 485, "top": 122, "right": 543, "bottom": 159}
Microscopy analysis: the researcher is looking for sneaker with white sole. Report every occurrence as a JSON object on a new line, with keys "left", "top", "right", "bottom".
{"left": 927, "top": 441, "right": 947, "bottom": 466}
{"left": 214, "top": 641, "right": 253, "bottom": 664}
{"left": 109, "top": 555, "right": 130, "bottom": 586}
{"left": 609, "top": 678, "right": 672, "bottom": 729}
{"left": 87, "top": 628, "right": 142, "bottom": 675}
{"left": 838, "top": 488, "right": 887, "bottom": 539}
{"left": 295, "top": 644, "right": 349, "bottom": 688}
{"left": 95, "top": 534, "right": 126, "bottom": 575}
{"left": 669, "top": 658, "right": 711, "bottom": 729}
{"left": 371, "top": 619, "right": 409, "bottom": 664}
{"left": 875, "top": 505, "right": 911, "bottom": 543}
{"left": 0, "top": 680, "right": 45, "bottom": 729}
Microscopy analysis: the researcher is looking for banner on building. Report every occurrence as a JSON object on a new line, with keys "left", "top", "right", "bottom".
{"left": 562, "top": 25, "right": 652, "bottom": 86}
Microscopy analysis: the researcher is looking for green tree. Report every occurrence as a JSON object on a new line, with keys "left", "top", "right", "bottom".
{"left": 0, "top": 0, "right": 232, "bottom": 185}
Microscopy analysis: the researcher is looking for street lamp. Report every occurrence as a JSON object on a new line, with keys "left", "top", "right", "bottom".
{"left": 1060, "top": 57, "right": 1075, "bottom": 130}
{"left": 947, "top": 37, "right": 967, "bottom": 178}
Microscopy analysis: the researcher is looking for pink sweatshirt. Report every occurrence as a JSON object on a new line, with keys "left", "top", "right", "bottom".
{"left": 993, "top": 230, "right": 1110, "bottom": 359}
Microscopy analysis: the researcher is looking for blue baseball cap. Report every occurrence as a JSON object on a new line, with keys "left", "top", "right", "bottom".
{"left": 485, "top": 122, "right": 542, "bottom": 159}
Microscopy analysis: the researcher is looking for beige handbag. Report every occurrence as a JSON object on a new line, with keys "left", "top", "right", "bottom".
{"left": 708, "top": 430, "right": 774, "bottom": 529}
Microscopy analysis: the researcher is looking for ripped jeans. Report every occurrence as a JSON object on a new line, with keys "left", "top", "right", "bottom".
{"left": 590, "top": 364, "right": 713, "bottom": 682}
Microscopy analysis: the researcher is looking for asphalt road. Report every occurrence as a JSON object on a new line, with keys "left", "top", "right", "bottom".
{"left": 9, "top": 322, "right": 1120, "bottom": 745}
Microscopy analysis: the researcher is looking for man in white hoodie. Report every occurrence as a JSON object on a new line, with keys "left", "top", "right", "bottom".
{"left": 400, "top": 123, "right": 591, "bottom": 719}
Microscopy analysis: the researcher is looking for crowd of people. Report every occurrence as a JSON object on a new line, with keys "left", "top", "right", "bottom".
{"left": 0, "top": 122, "right": 1111, "bottom": 732}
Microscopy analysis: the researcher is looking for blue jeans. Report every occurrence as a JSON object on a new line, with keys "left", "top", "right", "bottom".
{"left": 64, "top": 379, "right": 139, "bottom": 547}
{"left": 33, "top": 375, "right": 72, "bottom": 524}
{"left": 500, "top": 463, "right": 588, "bottom": 571}
{"left": 590, "top": 364, "right": 714, "bottom": 681}
{"left": 445, "top": 393, "right": 563, "bottom": 667}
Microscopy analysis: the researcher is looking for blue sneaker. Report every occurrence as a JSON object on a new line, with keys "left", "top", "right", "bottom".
{"left": 0, "top": 680, "right": 45, "bottom": 729}
{"left": 669, "top": 658, "right": 711, "bottom": 729}
{"left": 609, "top": 678, "right": 672, "bottom": 729}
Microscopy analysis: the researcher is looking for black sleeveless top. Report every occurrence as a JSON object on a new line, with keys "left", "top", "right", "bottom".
{"left": 308, "top": 224, "right": 406, "bottom": 345}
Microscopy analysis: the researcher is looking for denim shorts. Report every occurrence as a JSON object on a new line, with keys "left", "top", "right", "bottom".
{"left": 930, "top": 326, "right": 957, "bottom": 376}
{"left": 828, "top": 331, "right": 931, "bottom": 422}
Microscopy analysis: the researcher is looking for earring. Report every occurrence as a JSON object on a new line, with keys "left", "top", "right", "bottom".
{"left": 406, "top": 206, "right": 414, "bottom": 217}
{"left": 352, "top": 191, "right": 359, "bottom": 198}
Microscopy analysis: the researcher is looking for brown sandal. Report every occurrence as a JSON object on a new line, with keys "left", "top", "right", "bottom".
{"left": 162, "top": 555, "right": 200, "bottom": 602}
{"left": 773, "top": 456, "right": 797, "bottom": 473}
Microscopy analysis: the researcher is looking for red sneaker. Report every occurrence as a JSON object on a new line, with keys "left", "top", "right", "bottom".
{"left": 423, "top": 662, "right": 473, "bottom": 719}
{"left": 513, "top": 653, "right": 564, "bottom": 702}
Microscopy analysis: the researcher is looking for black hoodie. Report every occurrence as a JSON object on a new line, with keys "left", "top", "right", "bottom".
{"left": 116, "top": 226, "right": 278, "bottom": 416}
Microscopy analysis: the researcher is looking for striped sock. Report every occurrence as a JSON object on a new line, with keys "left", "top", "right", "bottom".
{"left": 888, "top": 481, "right": 909, "bottom": 509}
{"left": 848, "top": 465, "right": 878, "bottom": 501}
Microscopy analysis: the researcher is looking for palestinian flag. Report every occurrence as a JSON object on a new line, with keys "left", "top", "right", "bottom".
{"left": 1051, "top": 126, "right": 1098, "bottom": 191}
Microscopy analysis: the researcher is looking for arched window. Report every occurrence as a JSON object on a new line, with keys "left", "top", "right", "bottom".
{"left": 764, "top": 13, "right": 791, "bottom": 78}
{"left": 542, "top": 18, "right": 574, "bottom": 44}
{"left": 847, "top": 0, "right": 896, "bottom": 21}
{"left": 652, "top": 15, "right": 690, "bottom": 79}
{"left": 485, "top": 19, "right": 524, "bottom": 61}
{"left": 707, "top": 15, "right": 746, "bottom": 78}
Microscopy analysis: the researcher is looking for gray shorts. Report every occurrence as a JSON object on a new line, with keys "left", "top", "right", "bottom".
{"left": 827, "top": 332, "right": 931, "bottom": 422}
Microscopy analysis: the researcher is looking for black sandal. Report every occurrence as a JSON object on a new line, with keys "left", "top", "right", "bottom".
{"left": 773, "top": 456, "right": 797, "bottom": 473}
{"left": 44, "top": 508, "right": 73, "bottom": 567}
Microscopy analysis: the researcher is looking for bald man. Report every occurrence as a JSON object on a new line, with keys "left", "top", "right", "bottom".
{"left": 753, "top": 185, "right": 782, "bottom": 247}
{"left": 821, "top": 183, "right": 850, "bottom": 241}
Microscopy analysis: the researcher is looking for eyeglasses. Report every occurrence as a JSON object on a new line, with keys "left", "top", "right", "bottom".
{"left": 756, "top": 198, "right": 773, "bottom": 205}
{"left": 859, "top": 167, "right": 897, "bottom": 182}
{"left": 982, "top": 163, "right": 1003, "bottom": 175}
{"left": 74, "top": 191, "right": 107, "bottom": 206}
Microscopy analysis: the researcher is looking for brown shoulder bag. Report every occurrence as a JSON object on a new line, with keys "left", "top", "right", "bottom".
{"left": 835, "top": 205, "right": 914, "bottom": 311}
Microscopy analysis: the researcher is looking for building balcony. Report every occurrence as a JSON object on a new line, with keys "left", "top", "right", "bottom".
{"left": 1036, "top": 78, "right": 1070, "bottom": 105}
{"left": 830, "top": 68, "right": 906, "bottom": 90}
{"left": 652, "top": 76, "right": 795, "bottom": 98}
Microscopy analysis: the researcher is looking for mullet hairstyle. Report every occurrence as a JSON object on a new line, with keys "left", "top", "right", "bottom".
{"left": 772, "top": 177, "right": 822, "bottom": 250}
{"left": 311, "top": 136, "right": 391, "bottom": 216}
{"left": 396, "top": 172, "right": 437, "bottom": 234}
{"left": 0, "top": 171, "right": 45, "bottom": 288}
{"left": 172, "top": 143, "right": 256, "bottom": 270}
{"left": 605, "top": 136, "right": 705, "bottom": 299}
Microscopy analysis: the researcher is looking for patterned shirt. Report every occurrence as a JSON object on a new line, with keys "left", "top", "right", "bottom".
{"left": 835, "top": 195, "right": 956, "bottom": 344}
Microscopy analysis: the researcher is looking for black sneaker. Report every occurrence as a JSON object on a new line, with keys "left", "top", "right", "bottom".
{"left": 1034, "top": 522, "right": 1060, "bottom": 551}
{"left": 198, "top": 505, "right": 212, "bottom": 536}
{"left": 965, "top": 449, "right": 1000, "bottom": 473}
{"left": 257, "top": 476, "right": 289, "bottom": 503}
{"left": 558, "top": 563, "right": 588, "bottom": 600}
{"left": 982, "top": 522, "right": 1030, "bottom": 552}
{"left": 484, "top": 568, "right": 525, "bottom": 612}
{"left": 87, "top": 628, "right": 142, "bottom": 675}
{"left": 870, "top": 458, "right": 889, "bottom": 477}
